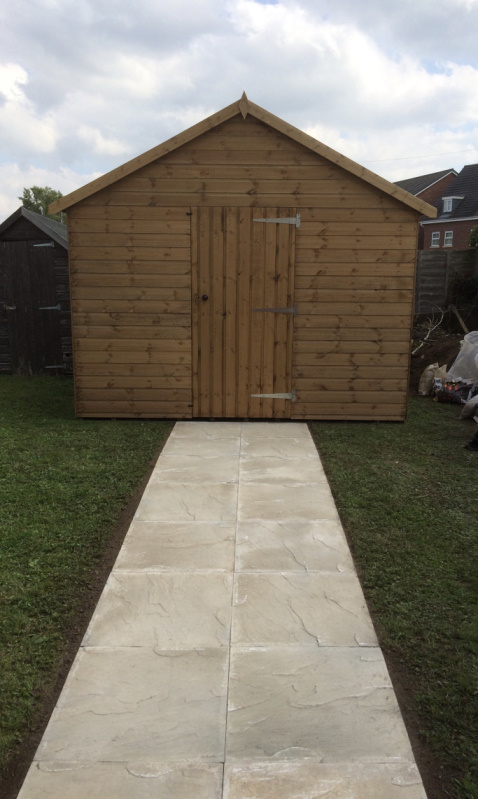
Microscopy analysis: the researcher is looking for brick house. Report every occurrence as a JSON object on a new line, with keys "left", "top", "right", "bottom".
{"left": 395, "top": 169, "right": 457, "bottom": 248}
{"left": 420, "top": 164, "right": 478, "bottom": 250}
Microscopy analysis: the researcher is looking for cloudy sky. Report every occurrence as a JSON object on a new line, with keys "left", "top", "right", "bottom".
{"left": 1, "top": 0, "right": 478, "bottom": 216}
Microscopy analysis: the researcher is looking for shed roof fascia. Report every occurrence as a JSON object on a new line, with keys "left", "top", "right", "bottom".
{"left": 49, "top": 94, "right": 437, "bottom": 218}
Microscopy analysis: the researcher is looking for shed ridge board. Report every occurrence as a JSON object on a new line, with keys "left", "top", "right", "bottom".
{"left": 53, "top": 97, "right": 429, "bottom": 420}
{"left": 50, "top": 95, "right": 436, "bottom": 218}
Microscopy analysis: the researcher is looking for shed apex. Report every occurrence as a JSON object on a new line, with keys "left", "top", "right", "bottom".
{"left": 49, "top": 96, "right": 436, "bottom": 218}
{"left": 0, "top": 206, "right": 68, "bottom": 249}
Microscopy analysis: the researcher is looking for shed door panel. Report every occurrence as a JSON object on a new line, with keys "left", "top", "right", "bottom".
{"left": 192, "top": 207, "right": 295, "bottom": 418}
{"left": 3, "top": 240, "right": 63, "bottom": 374}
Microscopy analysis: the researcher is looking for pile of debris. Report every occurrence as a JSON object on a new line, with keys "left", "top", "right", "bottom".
{"left": 417, "top": 331, "right": 478, "bottom": 451}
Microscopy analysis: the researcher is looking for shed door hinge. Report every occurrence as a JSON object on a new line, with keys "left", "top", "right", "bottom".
{"left": 33, "top": 242, "right": 55, "bottom": 248}
{"left": 253, "top": 214, "right": 300, "bottom": 228}
{"left": 251, "top": 390, "right": 296, "bottom": 402}
{"left": 252, "top": 303, "right": 297, "bottom": 316}
{"left": 39, "top": 304, "right": 61, "bottom": 310}
{"left": 45, "top": 364, "right": 66, "bottom": 369}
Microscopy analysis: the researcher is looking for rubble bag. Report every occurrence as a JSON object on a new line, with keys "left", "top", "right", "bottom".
{"left": 448, "top": 331, "right": 478, "bottom": 382}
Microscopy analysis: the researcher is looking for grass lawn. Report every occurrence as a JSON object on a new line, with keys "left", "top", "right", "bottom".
{"left": 0, "top": 376, "right": 173, "bottom": 789}
{"left": 310, "top": 398, "right": 478, "bottom": 799}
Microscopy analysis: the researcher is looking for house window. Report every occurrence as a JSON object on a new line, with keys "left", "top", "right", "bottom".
{"left": 444, "top": 231, "right": 453, "bottom": 247}
{"left": 431, "top": 232, "right": 440, "bottom": 247}
{"left": 443, "top": 198, "right": 453, "bottom": 212}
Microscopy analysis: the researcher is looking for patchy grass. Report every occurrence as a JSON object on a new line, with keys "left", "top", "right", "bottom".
{"left": 310, "top": 398, "right": 478, "bottom": 799}
{"left": 0, "top": 377, "right": 173, "bottom": 776}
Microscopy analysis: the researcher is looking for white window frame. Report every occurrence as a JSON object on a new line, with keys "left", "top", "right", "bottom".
{"left": 431, "top": 231, "right": 440, "bottom": 247}
{"left": 444, "top": 230, "right": 453, "bottom": 247}
{"left": 443, "top": 197, "right": 453, "bottom": 212}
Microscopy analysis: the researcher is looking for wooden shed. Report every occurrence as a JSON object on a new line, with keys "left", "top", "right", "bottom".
{"left": 0, "top": 207, "right": 71, "bottom": 375}
{"left": 50, "top": 94, "right": 436, "bottom": 420}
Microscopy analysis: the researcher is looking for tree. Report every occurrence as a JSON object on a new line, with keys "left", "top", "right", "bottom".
{"left": 18, "top": 186, "right": 64, "bottom": 223}
{"left": 469, "top": 225, "right": 478, "bottom": 248}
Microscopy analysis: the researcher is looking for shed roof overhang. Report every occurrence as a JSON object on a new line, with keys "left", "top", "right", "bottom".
{"left": 49, "top": 93, "right": 437, "bottom": 218}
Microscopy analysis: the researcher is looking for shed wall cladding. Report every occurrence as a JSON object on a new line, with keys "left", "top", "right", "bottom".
{"left": 66, "top": 110, "right": 422, "bottom": 421}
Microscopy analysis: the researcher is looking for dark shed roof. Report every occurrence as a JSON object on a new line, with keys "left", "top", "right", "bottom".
{"left": 433, "top": 163, "right": 478, "bottom": 218}
{"left": 0, "top": 207, "right": 68, "bottom": 248}
{"left": 394, "top": 169, "right": 457, "bottom": 196}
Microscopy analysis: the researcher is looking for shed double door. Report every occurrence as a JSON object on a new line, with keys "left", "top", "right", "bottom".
{"left": 192, "top": 207, "right": 296, "bottom": 418}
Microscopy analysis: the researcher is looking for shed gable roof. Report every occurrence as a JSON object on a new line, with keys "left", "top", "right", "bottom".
{"left": 0, "top": 206, "right": 68, "bottom": 248}
{"left": 50, "top": 94, "right": 436, "bottom": 218}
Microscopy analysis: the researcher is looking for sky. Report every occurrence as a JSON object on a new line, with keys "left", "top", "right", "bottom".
{"left": 1, "top": 0, "right": 478, "bottom": 217}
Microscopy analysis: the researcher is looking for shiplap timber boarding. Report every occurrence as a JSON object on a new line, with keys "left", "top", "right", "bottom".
{"left": 50, "top": 93, "right": 436, "bottom": 421}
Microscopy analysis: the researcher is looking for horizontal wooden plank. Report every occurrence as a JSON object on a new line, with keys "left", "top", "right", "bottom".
{"left": 70, "top": 260, "right": 191, "bottom": 276}
{"left": 295, "top": 290, "right": 412, "bottom": 304}
{"left": 144, "top": 164, "right": 341, "bottom": 180}
{"left": 72, "top": 286, "right": 190, "bottom": 301}
{"left": 293, "top": 365, "right": 407, "bottom": 379}
{"left": 81, "top": 193, "right": 417, "bottom": 210}
{"left": 69, "top": 247, "right": 190, "bottom": 262}
{"left": 295, "top": 235, "right": 417, "bottom": 249}
{"left": 295, "top": 275, "right": 414, "bottom": 290}
{"left": 72, "top": 309, "right": 190, "bottom": 323}
{"left": 299, "top": 222, "right": 417, "bottom": 236}
{"left": 296, "top": 263, "right": 415, "bottom": 277}
{"left": 75, "top": 363, "right": 191, "bottom": 377}
{"left": 294, "top": 327, "right": 410, "bottom": 342}
{"left": 294, "top": 352, "right": 408, "bottom": 366}
{"left": 163, "top": 148, "right": 322, "bottom": 165}
{"left": 294, "top": 340, "right": 408, "bottom": 354}
{"left": 69, "top": 232, "right": 190, "bottom": 248}
{"left": 295, "top": 390, "right": 404, "bottom": 404}
{"left": 75, "top": 351, "right": 191, "bottom": 364}
{"left": 292, "top": 403, "right": 405, "bottom": 417}
{"left": 297, "top": 303, "right": 411, "bottom": 316}
{"left": 294, "top": 378, "right": 407, "bottom": 391}
{"left": 175, "top": 135, "right": 309, "bottom": 152}
{"left": 71, "top": 206, "right": 191, "bottom": 220}
{"left": 72, "top": 274, "right": 191, "bottom": 289}
{"left": 292, "top": 411, "right": 405, "bottom": 421}
{"left": 76, "top": 388, "right": 191, "bottom": 402}
{"left": 300, "top": 207, "right": 416, "bottom": 223}
{"left": 74, "top": 325, "right": 191, "bottom": 340}
{"left": 296, "top": 249, "right": 416, "bottom": 263}
{"left": 295, "top": 315, "right": 411, "bottom": 329}
{"left": 113, "top": 178, "right": 371, "bottom": 196}
{"left": 74, "top": 338, "right": 190, "bottom": 352}
{"left": 76, "top": 400, "right": 192, "bottom": 416}
{"left": 68, "top": 218, "right": 190, "bottom": 234}
{"left": 76, "top": 376, "right": 191, "bottom": 389}
{"left": 71, "top": 302, "right": 191, "bottom": 314}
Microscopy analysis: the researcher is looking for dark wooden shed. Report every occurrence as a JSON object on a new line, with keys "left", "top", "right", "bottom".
{"left": 0, "top": 207, "right": 71, "bottom": 374}
{"left": 50, "top": 94, "right": 436, "bottom": 420}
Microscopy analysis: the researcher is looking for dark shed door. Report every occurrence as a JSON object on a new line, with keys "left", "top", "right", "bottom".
{"left": 3, "top": 240, "right": 64, "bottom": 374}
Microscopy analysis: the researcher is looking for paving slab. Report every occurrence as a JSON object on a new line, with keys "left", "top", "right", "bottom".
{"left": 232, "top": 573, "right": 377, "bottom": 646}
{"left": 235, "top": 519, "right": 354, "bottom": 573}
{"left": 115, "top": 521, "right": 235, "bottom": 572}
{"left": 18, "top": 421, "right": 427, "bottom": 799}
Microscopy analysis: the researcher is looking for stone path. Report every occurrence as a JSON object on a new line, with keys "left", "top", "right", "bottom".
{"left": 18, "top": 422, "right": 427, "bottom": 798}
